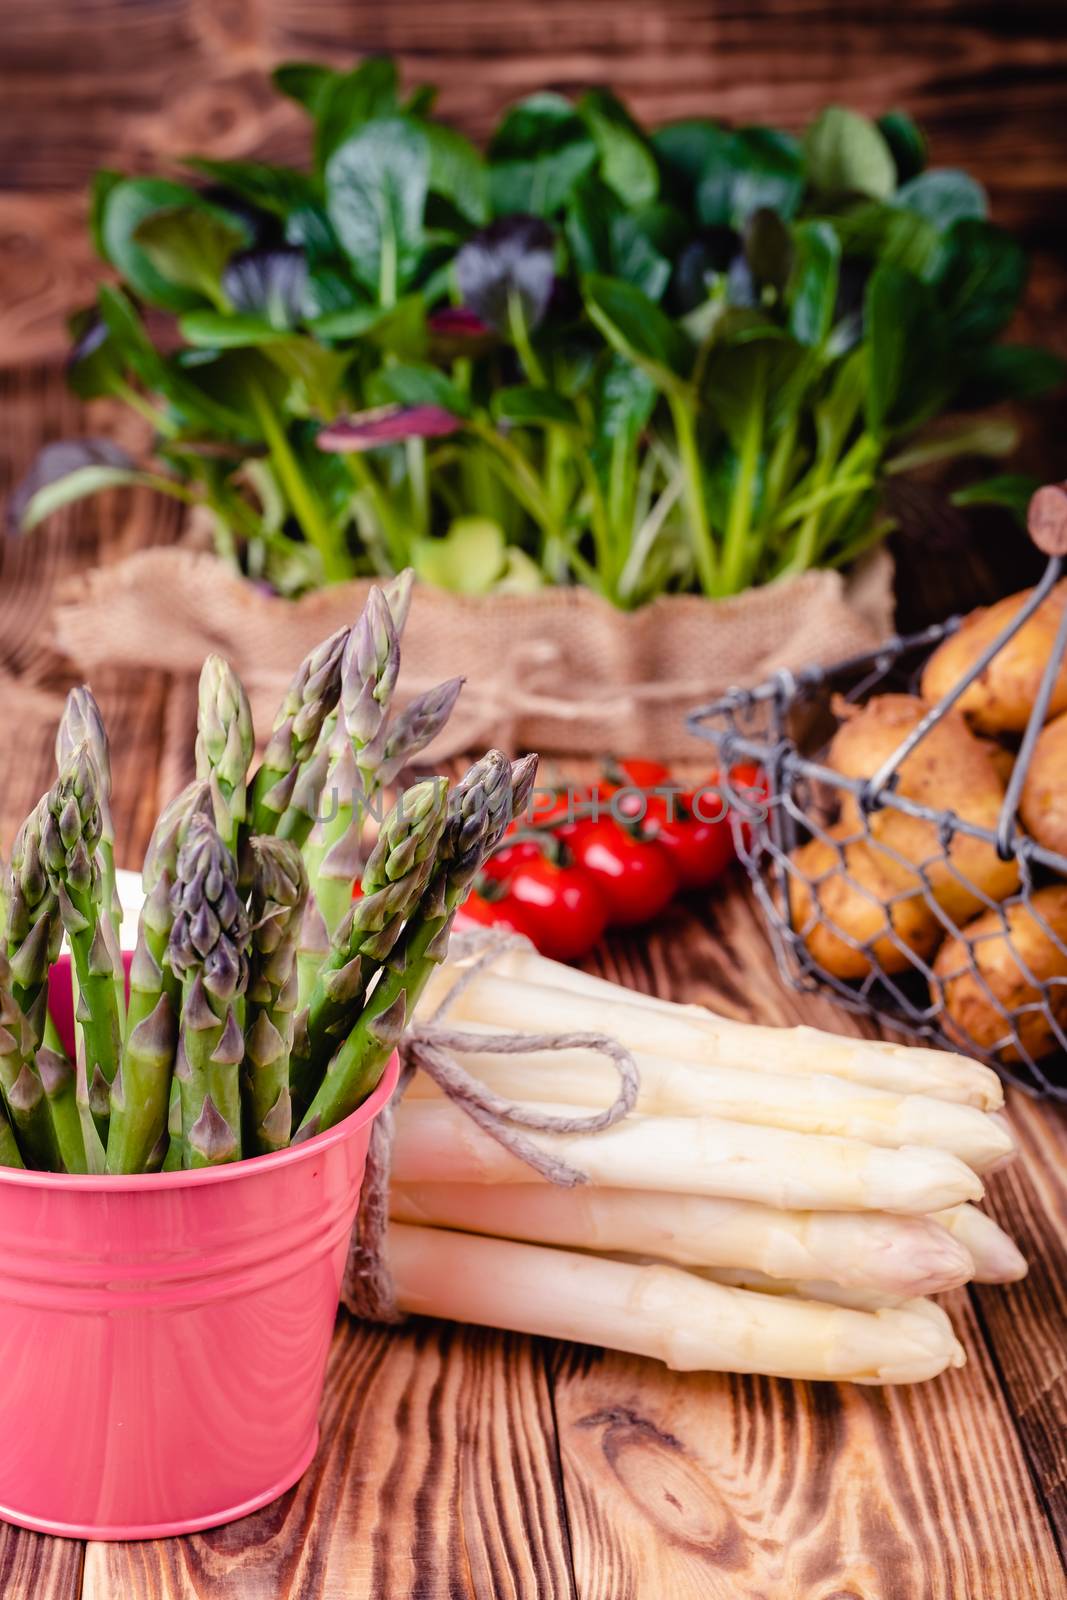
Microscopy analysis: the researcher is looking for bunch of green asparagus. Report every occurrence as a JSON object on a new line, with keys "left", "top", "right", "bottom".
{"left": 0, "top": 571, "right": 536, "bottom": 1174}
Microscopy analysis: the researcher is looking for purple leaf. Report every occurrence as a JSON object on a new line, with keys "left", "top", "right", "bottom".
{"left": 221, "top": 246, "right": 310, "bottom": 328}
{"left": 318, "top": 404, "right": 463, "bottom": 452}
{"left": 455, "top": 215, "right": 556, "bottom": 335}
{"left": 427, "top": 305, "right": 496, "bottom": 360}
{"left": 67, "top": 311, "right": 109, "bottom": 370}
{"left": 7, "top": 439, "right": 136, "bottom": 536}
{"left": 428, "top": 306, "right": 493, "bottom": 337}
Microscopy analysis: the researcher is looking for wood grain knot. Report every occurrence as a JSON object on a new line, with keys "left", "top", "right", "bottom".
{"left": 576, "top": 1406, "right": 683, "bottom": 1451}
{"left": 574, "top": 1405, "right": 744, "bottom": 1566}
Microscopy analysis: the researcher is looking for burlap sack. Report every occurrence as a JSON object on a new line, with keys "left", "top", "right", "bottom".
{"left": 54, "top": 545, "right": 893, "bottom": 761}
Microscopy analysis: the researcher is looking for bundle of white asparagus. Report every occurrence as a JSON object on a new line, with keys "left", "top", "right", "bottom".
{"left": 385, "top": 943, "right": 1027, "bottom": 1385}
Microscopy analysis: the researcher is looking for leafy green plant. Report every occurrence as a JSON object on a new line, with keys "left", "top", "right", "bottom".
{"left": 14, "top": 64, "right": 1062, "bottom": 603}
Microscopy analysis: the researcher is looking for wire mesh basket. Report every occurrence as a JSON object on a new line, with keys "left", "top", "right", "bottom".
{"left": 686, "top": 487, "right": 1067, "bottom": 1098}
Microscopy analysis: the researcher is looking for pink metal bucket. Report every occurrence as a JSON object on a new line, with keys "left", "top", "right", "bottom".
{"left": 0, "top": 955, "right": 397, "bottom": 1539}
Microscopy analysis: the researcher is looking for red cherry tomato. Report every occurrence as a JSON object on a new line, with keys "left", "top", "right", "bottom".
{"left": 481, "top": 838, "right": 544, "bottom": 882}
{"left": 504, "top": 856, "right": 608, "bottom": 961}
{"left": 726, "top": 761, "right": 768, "bottom": 807}
{"left": 568, "top": 821, "right": 678, "bottom": 927}
{"left": 603, "top": 757, "right": 672, "bottom": 789}
{"left": 639, "top": 794, "right": 733, "bottom": 890}
{"left": 697, "top": 762, "right": 768, "bottom": 851}
{"left": 454, "top": 888, "right": 535, "bottom": 940}
{"left": 509, "top": 785, "right": 599, "bottom": 841}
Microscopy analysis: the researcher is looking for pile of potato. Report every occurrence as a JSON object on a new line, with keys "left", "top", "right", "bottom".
{"left": 788, "top": 578, "right": 1067, "bottom": 1062}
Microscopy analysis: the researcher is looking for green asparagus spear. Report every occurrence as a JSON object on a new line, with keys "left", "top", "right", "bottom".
{"left": 307, "top": 582, "right": 464, "bottom": 942}
{"left": 290, "top": 777, "right": 451, "bottom": 1115}
{"left": 41, "top": 747, "right": 122, "bottom": 1150}
{"left": 131, "top": 778, "right": 212, "bottom": 1027}
{"left": 301, "top": 590, "right": 399, "bottom": 936}
{"left": 375, "top": 677, "right": 465, "bottom": 791}
{"left": 106, "top": 983, "right": 177, "bottom": 1174}
{"left": 247, "top": 625, "right": 349, "bottom": 840}
{"left": 0, "top": 1096, "right": 24, "bottom": 1170}
{"left": 276, "top": 574, "right": 413, "bottom": 857}
{"left": 295, "top": 895, "right": 331, "bottom": 1020}
{"left": 243, "top": 838, "right": 307, "bottom": 1155}
{"left": 382, "top": 566, "right": 414, "bottom": 634}
{"left": 0, "top": 950, "right": 58, "bottom": 1169}
{"left": 144, "top": 780, "right": 213, "bottom": 897}
{"left": 36, "top": 1047, "right": 86, "bottom": 1174}
{"left": 317, "top": 670, "right": 466, "bottom": 939}
{"left": 168, "top": 818, "right": 250, "bottom": 1167}
{"left": 103, "top": 780, "right": 212, "bottom": 1175}
{"left": 195, "top": 656, "right": 254, "bottom": 855}
{"left": 296, "top": 751, "right": 538, "bottom": 1139}
{"left": 56, "top": 687, "right": 125, "bottom": 1026}
{"left": 6, "top": 798, "right": 63, "bottom": 1046}
{"left": 276, "top": 745, "right": 332, "bottom": 848}
{"left": 162, "top": 1078, "right": 184, "bottom": 1171}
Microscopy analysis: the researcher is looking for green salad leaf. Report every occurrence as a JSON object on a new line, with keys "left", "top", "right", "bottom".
{"left": 21, "top": 57, "right": 1059, "bottom": 606}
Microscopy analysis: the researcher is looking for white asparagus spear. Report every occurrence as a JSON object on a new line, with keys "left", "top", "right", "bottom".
{"left": 387, "top": 1223, "right": 966, "bottom": 1383}
{"left": 424, "top": 963, "right": 1003, "bottom": 1111}
{"left": 390, "top": 1182, "right": 975, "bottom": 1297}
{"left": 404, "top": 1040, "right": 1014, "bottom": 1172}
{"left": 606, "top": 1257, "right": 938, "bottom": 1314}
{"left": 695, "top": 1265, "right": 913, "bottom": 1312}
{"left": 391, "top": 1100, "right": 984, "bottom": 1214}
{"left": 937, "top": 1204, "right": 1028, "bottom": 1283}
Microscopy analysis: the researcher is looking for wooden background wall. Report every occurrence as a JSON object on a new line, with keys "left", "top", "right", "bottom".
{"left": 4, "top": 0, "right": 1067, "bottom": 374}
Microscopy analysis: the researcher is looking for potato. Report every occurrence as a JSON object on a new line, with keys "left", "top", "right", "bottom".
{"left": 920, "top": 579, "right": 1067, "bottom": 735}
{"left": 787, "top": 825, "right": 942, "bottom": 980}
{"left": 976, "top": 737, "right": 1016, "bottom": 788}
{"left": 933, "top": 886, "right": 1067, "bottom": 1062}
{"left": 1019, "top": 711, "right": 1067, "bottom": 860}
{"left": 829, "top": 694, "right": 1020, "bottom": 921}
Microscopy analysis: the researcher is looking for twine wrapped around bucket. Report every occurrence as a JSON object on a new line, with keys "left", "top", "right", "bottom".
{"left": 341, "top": 931, "right": 640, "bottom": 1323}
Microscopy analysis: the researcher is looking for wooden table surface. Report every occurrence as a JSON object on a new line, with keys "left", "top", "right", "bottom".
{"left": 0, "top": 370, "right": 1066, "bottom": 1599}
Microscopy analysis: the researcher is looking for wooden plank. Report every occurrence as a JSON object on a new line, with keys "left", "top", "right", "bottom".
{"left": 2, "top": 0, "right": 1067, "bottom": 204}
{"left": 557, "top": 894, "right": 1067, "bottom": 1597}
{"left": 2, "top": 2, "right": 1067, "bottom": 367}
{"left": 0, "top": 364, "right": 180, "bottom": 689}
{"left": 0, "top": 1526, "right": 82, "bottom": 1600}
{"left": 550, "top": 1297, "right": 1064, "bottom": 1599}
{"left": 970, "top": 1090, "right": 1067, "bottom": 1556}
{"left": 82, "top": 1316, "right": 575, "bottom": 1599}
{"left": 0, "top": 668, "right": 170, "bottom": 865}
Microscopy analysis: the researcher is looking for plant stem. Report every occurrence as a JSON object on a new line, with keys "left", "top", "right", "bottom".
{"left": 507, "top": 293, "right": 547, "bottom": 387}
{"left": 467, "top": 419, "right": 557, "bottom": 536}
{"left": 720, "top": 351, "right": 766, "bottom": 596}
{"left": 406, "top": 438, "right": 428, "bottom": 537}
{"left": 778, "top": 432, "right": 882, "bottom": 575}
{"left": 667, "top": 394, "right": 717, "bottom": 595}
{"left": 579, "top": 455, "right": 613, "bottom": 593}
{"left": 762, "top": 412, "right": 799, "bottom": 520}
{"left": 249, "top": 384, "right": 348, "bottom": 583}
{"left": 113, "top": 380, "right": 178, "bottom": 438}
{"left": 343, "top": 454, "right": 409, "bottom": 571}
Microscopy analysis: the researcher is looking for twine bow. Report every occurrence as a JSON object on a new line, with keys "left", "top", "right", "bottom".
{"left": 342, "top": 930, "right": 640, "bottom": 1323}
